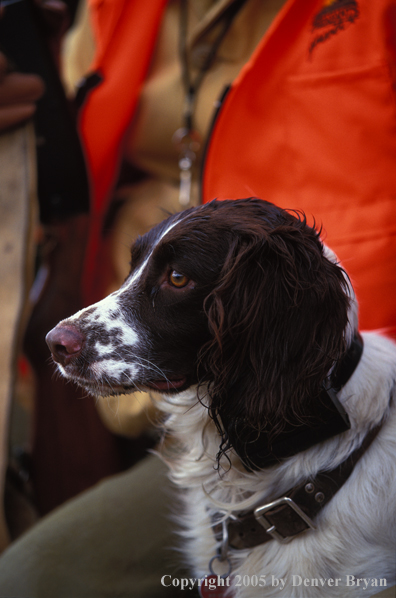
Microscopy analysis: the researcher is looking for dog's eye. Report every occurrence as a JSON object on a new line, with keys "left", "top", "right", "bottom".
{"left": 169, "top": 270, "right": 189, "bottom": 288}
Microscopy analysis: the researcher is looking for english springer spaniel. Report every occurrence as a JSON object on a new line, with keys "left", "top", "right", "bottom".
{"left": 46, "top": 199, "right": 396, "bottom": 597}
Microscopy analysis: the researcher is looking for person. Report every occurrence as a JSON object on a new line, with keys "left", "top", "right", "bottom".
{"left": 0, "top": 0, "right": 395, "bottom": 596}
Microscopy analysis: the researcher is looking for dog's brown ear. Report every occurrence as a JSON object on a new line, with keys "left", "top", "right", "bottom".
{"left": 198, "top": 208, "right": 351, "bottom": 469}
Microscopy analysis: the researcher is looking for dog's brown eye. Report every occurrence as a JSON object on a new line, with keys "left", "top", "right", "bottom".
{"left": 169, "top": 270, "right": 189, "bottom": 288}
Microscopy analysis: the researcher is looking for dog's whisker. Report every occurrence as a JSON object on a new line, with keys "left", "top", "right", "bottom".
{"left": 125, "top": 354, "right": 174, "bottom": 382}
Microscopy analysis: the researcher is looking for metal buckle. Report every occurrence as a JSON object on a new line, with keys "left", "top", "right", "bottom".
{"left": 254, "top": 497, "right": 316, "bottom": 543}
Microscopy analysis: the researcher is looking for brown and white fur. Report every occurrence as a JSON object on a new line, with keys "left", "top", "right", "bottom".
{"left": 46, "top": 199, "right": 396, "bottom": 597}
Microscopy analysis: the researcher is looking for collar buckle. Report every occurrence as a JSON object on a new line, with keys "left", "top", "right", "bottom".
{"left": 254, "top": 496, "right": 316, "bottom": 543}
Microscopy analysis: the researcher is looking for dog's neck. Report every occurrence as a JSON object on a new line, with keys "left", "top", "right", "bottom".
{"left": 212, "top": 419, "right": 382, "bottom": 550}
{"left": 160, "top": 332, "right": 395, "bottom": 532}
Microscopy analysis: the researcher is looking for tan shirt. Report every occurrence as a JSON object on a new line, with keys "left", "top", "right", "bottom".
{"left": 65, "top": 0, "right": 285, "bottom": 207}
{"left": 124, "top": 0, "right": 286, "bottom": 191}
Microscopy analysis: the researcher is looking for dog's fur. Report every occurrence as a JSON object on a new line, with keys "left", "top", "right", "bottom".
{"left": 47, "top": 199, "right": 396, "bottom": 596}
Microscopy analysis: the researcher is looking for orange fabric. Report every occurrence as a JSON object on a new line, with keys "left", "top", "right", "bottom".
{"left": 81, "top": 0, "right": 167, "bottom": 216}
{"left": 202, "top": 0, "right": 396, "bottom": 334}
{"left": 79, "top": 0, "right": 168, "bottom": 297}
{"left": 79, "top": 0, "right": 396, "bottom": 333}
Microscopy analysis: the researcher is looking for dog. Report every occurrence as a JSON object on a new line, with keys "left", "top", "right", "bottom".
{"left": 46, "top": 199, "right": 396, "bottom": 597}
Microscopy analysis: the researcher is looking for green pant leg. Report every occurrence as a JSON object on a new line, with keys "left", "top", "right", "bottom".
{"left": 0, "top": 454, "right": 196, "bottom": 597}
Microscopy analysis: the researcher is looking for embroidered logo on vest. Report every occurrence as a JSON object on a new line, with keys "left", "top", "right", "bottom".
{"left": 310, "top": 0, "right": 360, "bottom": 55}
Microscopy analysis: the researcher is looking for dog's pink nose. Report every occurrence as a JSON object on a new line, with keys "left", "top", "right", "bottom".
{"left": 46, "top": 324, "right": 85, "bottom": 366}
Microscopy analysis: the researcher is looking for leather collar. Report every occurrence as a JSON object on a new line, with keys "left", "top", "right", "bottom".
{"left": 213, "top": 421, "right": 382, "bottom": 550}
{"left": 330, "top": 332, "right": 364, "bottom": 391}
{"left": 212, "top": 333, "right": 382, "bottom": 550}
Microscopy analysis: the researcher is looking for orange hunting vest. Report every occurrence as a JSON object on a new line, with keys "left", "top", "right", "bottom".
{"left": 80, "top": 0, "right": 396, "bottom": 334}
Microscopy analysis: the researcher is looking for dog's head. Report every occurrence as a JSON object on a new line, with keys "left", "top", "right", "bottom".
{"left": 47, "top": 199, "right": 357, "bottom": 465}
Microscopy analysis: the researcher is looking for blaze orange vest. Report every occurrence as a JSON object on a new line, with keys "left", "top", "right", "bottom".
{"left": 80, "top": 0, "right": 396, "bottom": 334}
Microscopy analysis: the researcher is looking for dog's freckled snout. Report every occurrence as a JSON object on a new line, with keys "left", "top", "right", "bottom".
{"left": 46, "top": 325, "right": 85, "bottom": 366}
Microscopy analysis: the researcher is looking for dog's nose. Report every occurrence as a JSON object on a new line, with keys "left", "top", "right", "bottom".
{"left": 46, "top": 324, "right": 85, "bottom": 366}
